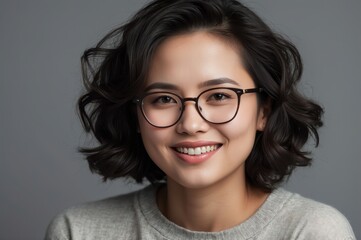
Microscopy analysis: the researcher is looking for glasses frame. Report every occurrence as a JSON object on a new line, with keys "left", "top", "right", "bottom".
{"left": 133, "top": 87, "right": 263, "bottom": 128}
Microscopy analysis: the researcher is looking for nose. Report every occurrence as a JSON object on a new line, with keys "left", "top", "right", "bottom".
{"left": 176, "top": 99, "right": 209, "bottom": 135}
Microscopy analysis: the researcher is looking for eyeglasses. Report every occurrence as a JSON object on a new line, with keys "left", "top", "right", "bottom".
{"left": 133, "top": 87, "right": 263, "bottom": 128}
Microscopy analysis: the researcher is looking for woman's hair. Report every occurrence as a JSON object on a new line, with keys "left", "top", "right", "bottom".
{"left": 78, "top": 0, "right": 323, "bottom": 191}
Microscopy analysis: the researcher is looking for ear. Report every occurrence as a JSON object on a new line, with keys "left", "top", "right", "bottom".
{"left": 256, "top": 98, "right": 271, "bottom": 131}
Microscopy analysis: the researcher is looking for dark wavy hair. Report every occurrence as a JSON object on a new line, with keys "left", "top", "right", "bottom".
{"left": 78, "top": 0, "right": 323, "bottom": 191}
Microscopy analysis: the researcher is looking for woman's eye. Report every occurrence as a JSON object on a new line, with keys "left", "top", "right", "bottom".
{"left": 154, "top": 96, "right": 176, "bottom": 104}
{"left": 208, "top": 93, "right": 230, "bottom": 101}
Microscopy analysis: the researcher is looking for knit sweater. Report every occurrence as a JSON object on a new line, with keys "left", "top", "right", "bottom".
{"left": 45, "top": 184, "right": 355, "bottom": 240}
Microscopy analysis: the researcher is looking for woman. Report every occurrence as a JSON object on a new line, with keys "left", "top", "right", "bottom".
{"left": 46, "top": 0, "right": 355, "bottom": 239}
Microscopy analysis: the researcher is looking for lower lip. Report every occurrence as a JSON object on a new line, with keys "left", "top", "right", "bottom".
{"left": 173, "top": 147, "right": 221, "bottom": 164}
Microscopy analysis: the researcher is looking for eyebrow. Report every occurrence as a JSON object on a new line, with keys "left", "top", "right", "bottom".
{"left": 144, "top": 78, "right": 240, "bottom": 92}
{"left": 144, "top": 82, "right": 179, "bottom": 92}
{"left": 198, "top": 78, "right": 240, "bottom": 88}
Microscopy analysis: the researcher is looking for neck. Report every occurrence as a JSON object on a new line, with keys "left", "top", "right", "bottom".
{"left": 157, "top": 176, "right": 268, "bottom": 232}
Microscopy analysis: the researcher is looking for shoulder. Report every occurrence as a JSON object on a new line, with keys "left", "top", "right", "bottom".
{"left": 45, "top": 185, "right": 152, "bottom": 240}
{"left": 272, "top": 189, "right": 356, "bottom": 239}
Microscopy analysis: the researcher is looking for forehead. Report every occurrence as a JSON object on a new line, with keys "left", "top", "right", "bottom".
{"left": 146, "top": 31, "right": 254, "bottom": 90}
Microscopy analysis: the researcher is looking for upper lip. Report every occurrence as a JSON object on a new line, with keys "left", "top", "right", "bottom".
{"left": 172, "top": 141, "right": 222, "bottom": 148}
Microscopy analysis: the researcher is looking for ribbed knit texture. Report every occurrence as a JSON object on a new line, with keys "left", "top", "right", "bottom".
{"left": 45, "top": 184, "right": 355, "bottom": 240}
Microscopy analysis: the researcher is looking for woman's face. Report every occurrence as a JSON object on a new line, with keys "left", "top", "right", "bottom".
{"left": 137, "top": 32, "right": 267, "bottom": 189}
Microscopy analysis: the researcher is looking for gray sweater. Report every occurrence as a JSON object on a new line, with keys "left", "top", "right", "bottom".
{"left": 45, "top": 184, "right": 355, "bottom": 239}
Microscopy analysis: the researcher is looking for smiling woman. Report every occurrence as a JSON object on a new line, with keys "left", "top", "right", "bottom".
{"left": 45, "top": 0, "right": 355, "bottom": 239}
{"left": 137, "top": 32, "right": 267, "bottom": 193}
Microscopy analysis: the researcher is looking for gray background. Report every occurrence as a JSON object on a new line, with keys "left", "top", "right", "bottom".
{"left": 1, "top": 0, "right": 360, "bottom": 239}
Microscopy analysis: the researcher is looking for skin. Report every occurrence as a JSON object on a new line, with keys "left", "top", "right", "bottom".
{"left": 137, "top": 31, "right": 270, "bottom": 232}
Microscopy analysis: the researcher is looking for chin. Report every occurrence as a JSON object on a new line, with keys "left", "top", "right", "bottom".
{"left": 169, "top": 171, "right": 224, "bottom": 190}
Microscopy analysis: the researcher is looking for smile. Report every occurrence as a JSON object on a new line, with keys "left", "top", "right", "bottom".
{"left": 175, "top": 145, "right": 219, "bottom": 156}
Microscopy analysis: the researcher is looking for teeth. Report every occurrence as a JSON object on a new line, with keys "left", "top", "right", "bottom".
{"left": 176, "top": 145, "right": 219, "bottom": 155}
{"left": 188, "top": 148, "right": 195, "bottom": 155}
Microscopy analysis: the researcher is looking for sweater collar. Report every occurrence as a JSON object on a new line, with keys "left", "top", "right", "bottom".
{"left": 137, "top": 184, "right": 292, "bottom": 240}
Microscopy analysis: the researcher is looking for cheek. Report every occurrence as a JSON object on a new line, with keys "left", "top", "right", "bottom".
{"left": 229, "top": 105, "right": 258, "bottom": 134}
{"left": 220, "top": 107, "right": 259, "bottom": 154}
{"left": 223, "top": 120, "right": 257, "bottom": 144}
{"left": 138, "top": 115, "right": 170, "bottom": 158}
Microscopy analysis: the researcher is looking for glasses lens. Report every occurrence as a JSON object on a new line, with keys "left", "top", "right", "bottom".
{"left": 198, "top": 88, "right": 239, "bottom": 123}
{"left": 142, "top": 92, "right": 182, "bottom": 127}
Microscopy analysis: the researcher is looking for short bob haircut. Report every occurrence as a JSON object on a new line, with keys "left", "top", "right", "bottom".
{"left": 78, "top": 0, "right": 323, "bottom": 192}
